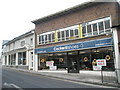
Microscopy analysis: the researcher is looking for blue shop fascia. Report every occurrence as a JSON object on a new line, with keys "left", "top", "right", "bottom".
{"left": 35, "top": 37, "right": 114, "bottom": 71}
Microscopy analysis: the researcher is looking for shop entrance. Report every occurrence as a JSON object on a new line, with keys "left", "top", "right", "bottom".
{"left": 67, "top": 51, "right": 79, "bottom": 73}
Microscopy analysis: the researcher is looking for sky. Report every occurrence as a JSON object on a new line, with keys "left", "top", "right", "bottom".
{"left": 0, "top": 0, "right": 120, "bottom": 55}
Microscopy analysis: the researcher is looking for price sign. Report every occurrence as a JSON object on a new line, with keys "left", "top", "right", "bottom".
{"left": 97, "top": 59, "right": 106, "bottom": 66}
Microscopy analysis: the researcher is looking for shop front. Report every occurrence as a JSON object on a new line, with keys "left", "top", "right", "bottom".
{"left": 35, "top": 37, "right": 114, "bottom": 72}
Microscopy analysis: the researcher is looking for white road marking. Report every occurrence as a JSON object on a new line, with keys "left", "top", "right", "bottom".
{"left": 3, "top": 82, "right": 24, "bottom": 90}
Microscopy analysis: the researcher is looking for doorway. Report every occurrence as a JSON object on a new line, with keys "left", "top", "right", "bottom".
{"left": 67, "top": 51, "right": 79, "bottom": 73}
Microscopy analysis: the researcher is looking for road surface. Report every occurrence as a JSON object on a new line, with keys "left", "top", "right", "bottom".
{"left": 2, "top": 68, "right": 118, "bottom": 89}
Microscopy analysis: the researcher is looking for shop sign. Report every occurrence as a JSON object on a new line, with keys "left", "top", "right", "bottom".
{"left": 46, "top": 61, "right": 54, "bottom": 67}
{"left": 93, "top": 66, "right": 102, "bottom": 70}
{"left": 35, "top": 38, "right": 112, "bottom": 54}
{"left": 97, "top": 59, "right": 106, "bottom": 66}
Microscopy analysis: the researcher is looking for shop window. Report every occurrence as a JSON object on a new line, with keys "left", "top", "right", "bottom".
{"left": 18, "top": 52, "right": 26, "bottom": 65}
{"left": 79, "top": 50, "right": 92, "bottom": 70}
{"left": 91, "top": 47, "right": 114, "bottom": 71}
{"left": 38, "top": 53, "right": 67, "bottom": 70}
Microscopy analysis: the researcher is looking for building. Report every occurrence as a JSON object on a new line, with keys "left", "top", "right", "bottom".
{"left": 1, "top": 30, "right": 35, "bottom": 70}
{"left": 32, "top": 0, "right": 120, "bottom": 76}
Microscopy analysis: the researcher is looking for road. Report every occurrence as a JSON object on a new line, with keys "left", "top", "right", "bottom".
{"left": 2, "top": 68, "right": 119, "bottom": 89}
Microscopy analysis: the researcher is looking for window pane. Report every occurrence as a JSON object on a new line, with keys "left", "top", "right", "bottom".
{"left": 93, "top": 23, "right": 98, "bottom": 35}
{"left": 61, "top": 31, "right": 65, "bottom": 40}
{"left": 45, "top": 35, "right": 47, "bottom": 41}
{"left": 39, "top": 36, "right": 42, "bottom": 44}
{"left": 66, "top": 30, "right": 69, "bottom": 37}
{"left": 74, "top": 29, "right": 78, "bottom": 36}
{"left": 70, "top": 29, "right": 74, "bottom": 37}
{"left": 87, "top": 25, "right": 92, "bottom": 33}
{"left": 98, "top": 22, "right": 104, "bottom": 31}
{"left": 42, "top": 35, "right": 44, "bottom": 42}
{"left": 52, "top": 33, "right": 54, "bottom": 42}
{"left": 57, "top": 32, "right": 60, "bottom": 38}
{"left": 93, "top": 23, "right": 97, "bottom": 32}
{"left": 82, "top": 26, "right": 86, "bottom": 34}
{"left": 48, "top": 34, "right": 51, "bottom": 42}
{"left": 21, "top": 41, "right": 25, "bottom": 47}
{"left": 61, "top": 31, "right": 65, "bottom": 38}
{"left": 44, "top": 35, "right": 47, "bottom": 43}
{"left": 105, "top": 20, "right": 110, "bottom": 29}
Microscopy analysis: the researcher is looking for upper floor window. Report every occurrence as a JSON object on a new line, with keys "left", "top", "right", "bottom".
{"left": 38, "top": 31, "right": 55, "bottom": 45}
{"left": 37, "top": 17, "right": 111, "bottom": 45}
{"left": 82, "top": 17, "right": 111, "bottom": 37}
{"left": 57, "top": 25, "right": 79, "bottom": 41}
{"left": 21, "top": 40, "right": 25, "bottom": 47}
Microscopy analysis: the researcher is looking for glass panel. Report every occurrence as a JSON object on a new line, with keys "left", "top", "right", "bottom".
{"left": 93, "top": 23, "right": 97, "bottom": 31}
{"left": 98, "top": 21, "right": 104, "bottom": 34}
{"left": 87, "top": 25, "right": 92, "bottom": 33}
{"left": 105, "top": 20, "right": 110, "bottom": 29}
{"left": 23, "top": 52, "right": 26, "bottom": 65}
{"left": 57, "top": 32, "right": 60, "bottom": 41}
{"left": 82, "top": 26, "right": 86, "bottom": 34}
{"left": 74, "top": 29, "right": 78, "bottom": 36}
{"left": 79, "top": 50, "right": 92, "bottom": 70}
{"left": 66, "top": 30, "right": 69, "bottom": 40}
{"left": 52, "top": 33, "right": 54, "bottom": 42}
{"left": 48, "top": 34, "right": 51, "bottom": 42}
{"left": 93, "top": 23, "right": 98, "bottom": 35}
{"left": 41, "top": 35, "right": 44, "bottom": 44}
{"left": 61, "top": 31, "right": 65, "bottom": 40}
{"left": 70, "top": 29, "right": 74, "bottom": 37}
{"left": 39, "top": 36, "right": 42, "bottom": 44}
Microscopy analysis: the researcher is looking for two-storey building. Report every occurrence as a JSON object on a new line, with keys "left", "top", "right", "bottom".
{"left": 32, "top": 1, "right": 120, "bottom": 75}
{"left": 1, "top": 30, "right": 35, "bottom": 70}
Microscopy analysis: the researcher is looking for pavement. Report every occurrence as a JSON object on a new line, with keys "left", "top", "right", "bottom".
{"left": 2, "top": 67, "right": 120, "bottom": 88}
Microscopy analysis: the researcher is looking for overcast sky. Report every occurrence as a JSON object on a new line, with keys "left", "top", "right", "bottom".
{"left": 0, "top": 0, "right": 120, "bottom": 54}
